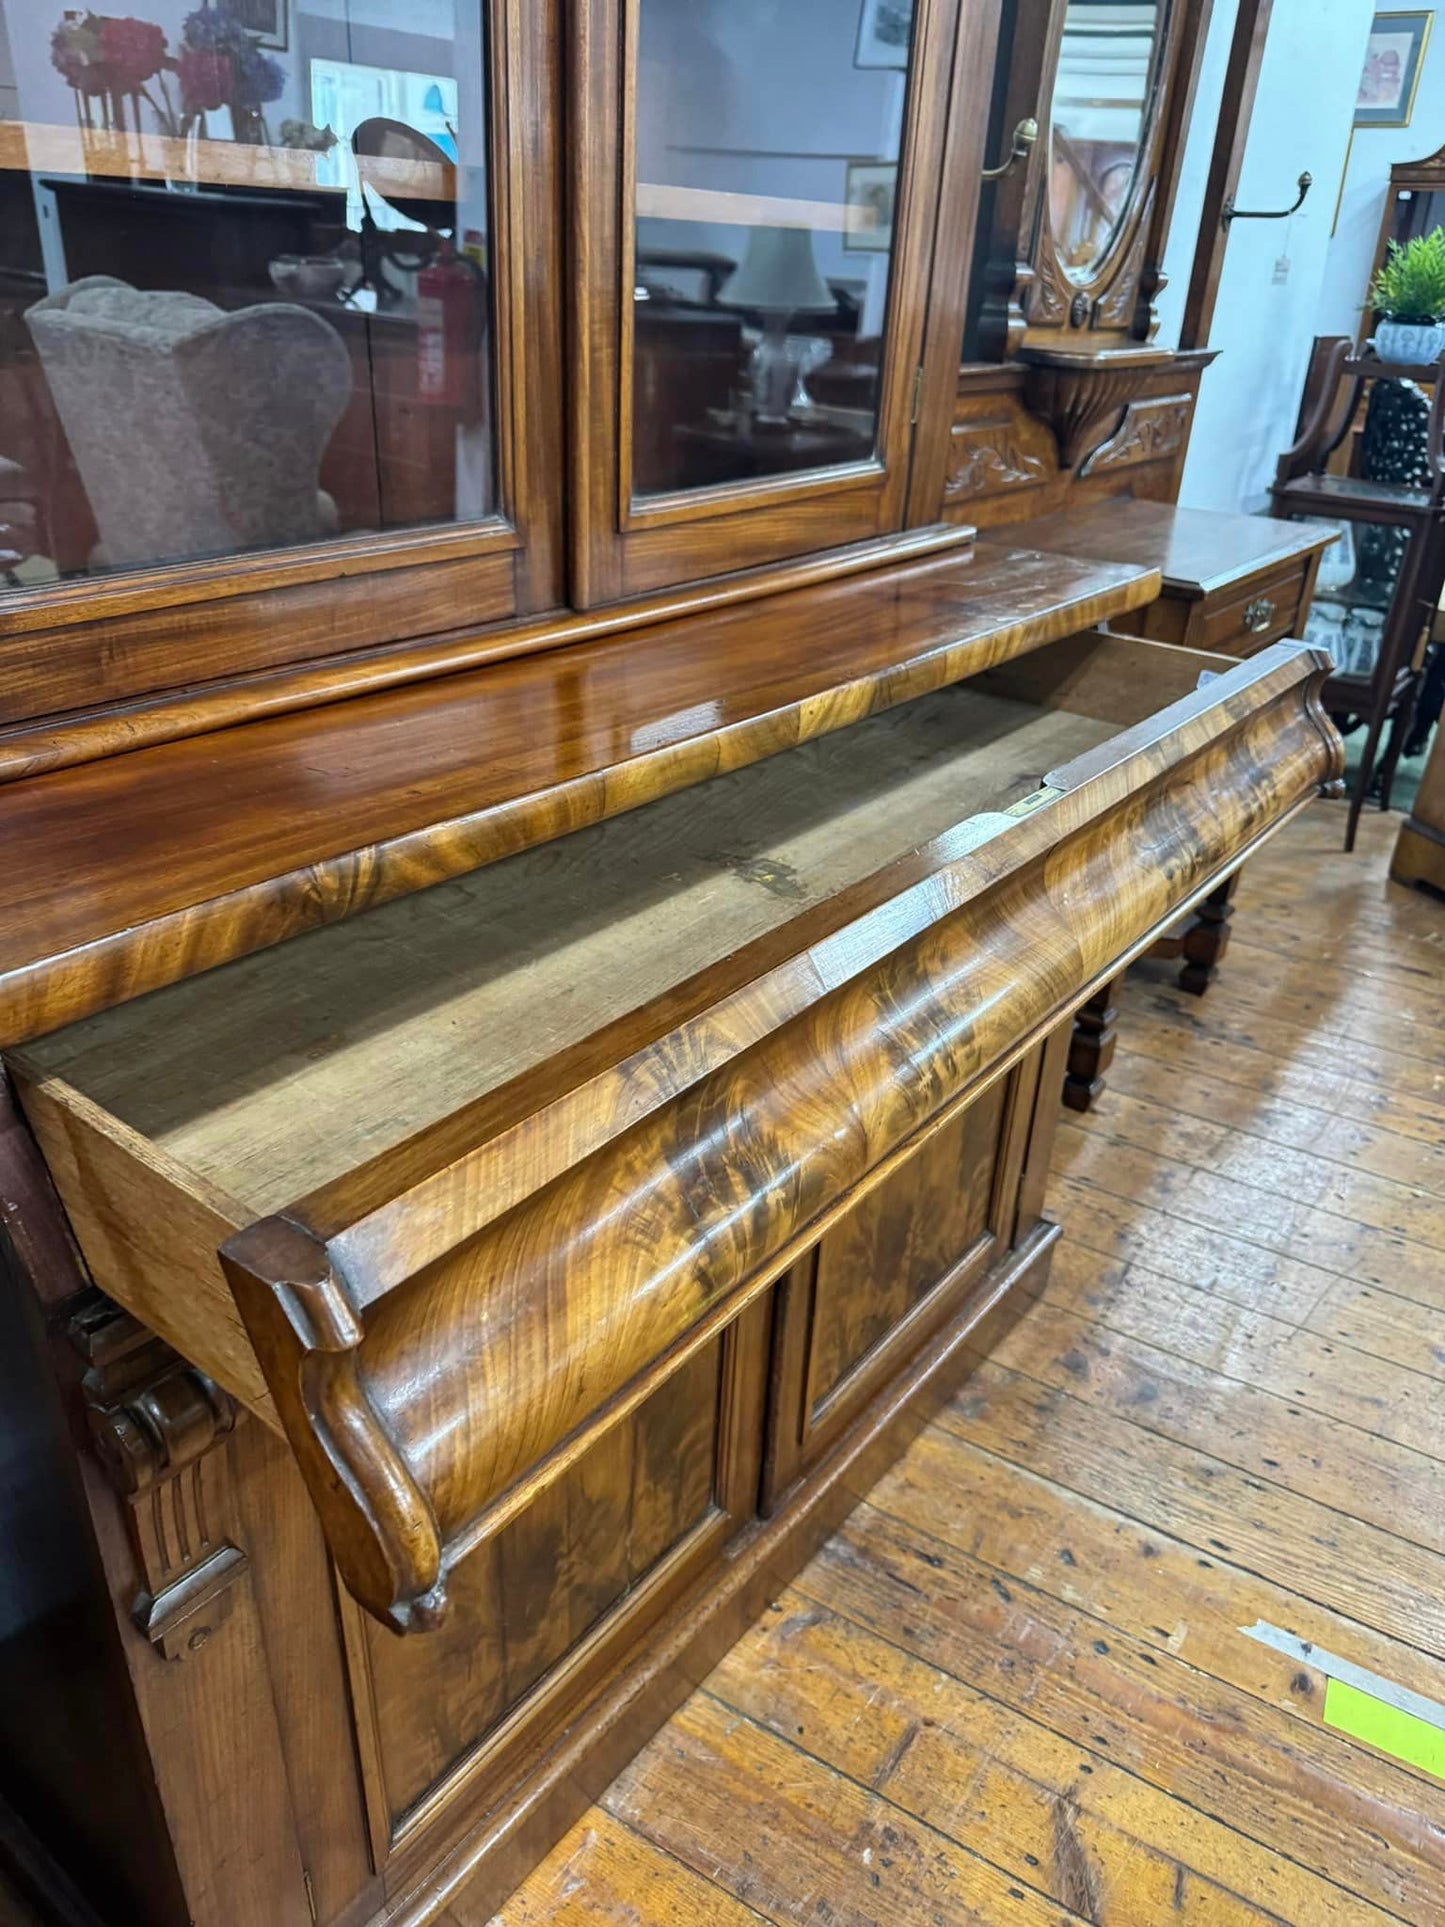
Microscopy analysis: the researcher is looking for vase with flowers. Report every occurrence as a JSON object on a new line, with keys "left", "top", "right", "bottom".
{"left": 1369, "top": 229, "right": 1445, "bottom": 366}
{"left": 51, "top": 1, "right": 286, "bottom": 148}
{"left": 50, "top": 10, "right": 167, "bottom": 132}
{"left": 175, "top": 3, "right": 285, "bottom": 143}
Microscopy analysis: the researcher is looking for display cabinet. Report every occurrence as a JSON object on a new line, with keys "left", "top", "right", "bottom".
{"left": 0, "top": 0, "right": 565, "bottom": 726}
{"left": 0, "top": 4, "right": 1350, "bottom": 1923}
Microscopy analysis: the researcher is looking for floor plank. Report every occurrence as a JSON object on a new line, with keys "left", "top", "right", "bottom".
{"left": 492, "top": 802, "right": 1445, "bottom": 1925}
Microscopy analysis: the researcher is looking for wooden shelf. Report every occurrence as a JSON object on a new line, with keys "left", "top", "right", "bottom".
{"left": 1275, "top": 472, "right": 1436, "bottom": 521}
{"left": 0, "top": 540, "right": 1158, "bottom": 1045}
{"left": 1344, "top": 354, "right": 1443, "bottom": 382}
{"left": 0, "top": 116, "right": 455, "bottom": 203}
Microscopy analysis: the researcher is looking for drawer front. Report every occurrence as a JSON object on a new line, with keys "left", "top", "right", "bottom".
{"left": 1130, "top": 557, "right": 1313, "bottom": 658}
{"left": 764, "top": 1073, "right": 1013, "bottom": 1506}
{"left": 1195, "top": 558, "right": 1313, "bottom": 656}
{"left": 344, "top": 1298, "right": 768, "bottom": 1861}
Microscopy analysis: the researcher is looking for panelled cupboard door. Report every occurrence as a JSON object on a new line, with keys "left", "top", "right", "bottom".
{"left": 0, "top": 0, "right": 564, "bottom": 726}
{"left": 567, "top": 0, "right": 997, "bottom": 605}
{"left": 763, "top": 1066, "right": 1021, "bottom": 1508}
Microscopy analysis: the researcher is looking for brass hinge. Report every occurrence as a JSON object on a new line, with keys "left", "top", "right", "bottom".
{"left": 910, "top": 364, "right": 924, "bottom": 425}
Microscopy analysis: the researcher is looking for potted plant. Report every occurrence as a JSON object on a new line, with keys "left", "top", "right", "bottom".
{"left": 1369, "top": 229, "right": 1445, "bottom": 364}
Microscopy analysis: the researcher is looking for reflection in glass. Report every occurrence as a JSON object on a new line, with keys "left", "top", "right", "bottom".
{"left": 631, "top": 0, "right": 915, "bottom": 499}
{"left": 1300, "top": 517, "right": 1395, "bottom": 679}
{"left": 0, "top": 0, "right": 493, "bottom": 590}
{"left": 1048, "top": 0, "right": 1159, "bottom": 282}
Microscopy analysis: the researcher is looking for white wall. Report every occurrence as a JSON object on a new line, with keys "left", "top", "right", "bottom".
{"left": 1152, "top": 0, "right": 1239, "bottom": 350}
{"left": 1170, "top": 0, "right": 1373, "bottom": 512}
{"left": 1320, "top": 21, "right": 1445, "bottom": 337}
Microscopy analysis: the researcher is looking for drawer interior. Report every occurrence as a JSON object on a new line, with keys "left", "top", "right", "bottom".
{"left": 15, "top": 674, "right": 1136, "bottom": 1215}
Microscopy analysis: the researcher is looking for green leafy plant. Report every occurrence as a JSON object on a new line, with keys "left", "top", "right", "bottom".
{"left": 1369, "top": 229, "right": 1445, "bottom": 321}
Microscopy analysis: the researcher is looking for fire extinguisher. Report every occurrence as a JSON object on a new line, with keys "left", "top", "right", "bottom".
{"left": 416, "top": 241, "right": 480, "bottom": 410}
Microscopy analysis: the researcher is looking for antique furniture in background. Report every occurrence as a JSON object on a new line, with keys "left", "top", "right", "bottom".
{"left": 1390, "top": 699, "right": 1445, "bottom": 893}
{"left": 998, "top": 500, "right": 1337, "bottom": 1112}
{"left": 0, "top": 1, "right": 1347, "bottom": 1923}
{"left": 1008, "top": 499, "right": 1335, "bottom": 660}
{"left": 27, "top": 277, "right": 351, "bottom": 570}
{"left": 1271, "top": 335, "right": 1445, "bottom": 848}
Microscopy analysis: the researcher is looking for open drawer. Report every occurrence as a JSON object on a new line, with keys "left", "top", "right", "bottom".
{"left": 7, "top": 630, "right": 1341, "bottom": 1634}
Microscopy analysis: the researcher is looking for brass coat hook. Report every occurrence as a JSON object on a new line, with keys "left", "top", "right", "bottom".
{"left": 982, "top": 117, "right": 1038, "bottom": 182}
{"left": 1221, "top": 171, "right": 1313, "bottom": 228}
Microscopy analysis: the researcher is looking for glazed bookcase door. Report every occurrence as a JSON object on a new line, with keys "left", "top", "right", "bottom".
{"left": 569, "top": 0, "right": 970, "bottom": 606}
{"left": 0, "top": 0, "right": 563, "bottom": 730}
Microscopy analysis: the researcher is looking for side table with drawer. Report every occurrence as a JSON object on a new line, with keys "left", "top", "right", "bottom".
{"left": 1004, "top": 500, "right": 1337, "bottom": 1110}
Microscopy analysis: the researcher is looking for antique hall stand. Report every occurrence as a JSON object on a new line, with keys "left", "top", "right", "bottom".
{"left": 0, "top": 2, "right": 1341, "bottom": 1923}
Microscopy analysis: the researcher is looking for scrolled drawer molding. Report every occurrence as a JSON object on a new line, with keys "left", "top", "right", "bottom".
{"left": 219, "top": 645, "right": 1341, "bottom": 1635}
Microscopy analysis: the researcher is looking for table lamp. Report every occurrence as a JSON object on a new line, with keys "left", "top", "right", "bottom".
{"left": 719, "top": 225, "right": 836, "bottom": 422}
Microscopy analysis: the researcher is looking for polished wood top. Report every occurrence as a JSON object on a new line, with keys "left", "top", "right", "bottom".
{"left": 1011, "top": 500, "right": 1336, "bottom": 599}
{"left": 0, "top": 542, "right": 1158, "bottom": 1044}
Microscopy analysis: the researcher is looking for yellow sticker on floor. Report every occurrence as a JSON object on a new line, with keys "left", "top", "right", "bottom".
{"left": 1324, "top": 1678, "right": 1445, "bottom": 1779}
{"left": 1240, "top": 1621, "right": 1445, "bottom": 1780}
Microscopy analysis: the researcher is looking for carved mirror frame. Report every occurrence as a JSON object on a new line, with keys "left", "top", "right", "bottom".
{"left": 970, "top": 0, "right": 1202, "bottom": 360}
{"left": 1023, "top": 0, "right": 1179, "bottom": 342}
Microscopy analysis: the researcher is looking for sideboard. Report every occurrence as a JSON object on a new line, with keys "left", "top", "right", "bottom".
{"left": 0, "top": 0, "right": 1347, "bottom": 1920}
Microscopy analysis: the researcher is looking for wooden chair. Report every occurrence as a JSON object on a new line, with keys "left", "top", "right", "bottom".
{"left": 1271, "top": 335, "right": 1445, "bottom": 849}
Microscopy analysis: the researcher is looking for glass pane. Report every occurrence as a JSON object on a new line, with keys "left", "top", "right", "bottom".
{"left": 631, "top": 0, "right": 915, "bottom": 500}
{"left": 0, "top": 0, "right": 494, "bottom": 591}
{"left": 1048, "top": 0, "right": 1160, "bottom": 283}
{"left": 1301, "top": 516, "right": 1398, "bottom": 680}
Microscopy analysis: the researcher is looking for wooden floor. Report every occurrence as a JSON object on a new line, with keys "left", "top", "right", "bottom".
{"left": 491, "top": 802, "right": 1445, "bottom": 1927}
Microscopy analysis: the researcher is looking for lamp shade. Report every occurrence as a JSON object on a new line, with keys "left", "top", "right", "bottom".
{"left": 719, "top": 226, "right": 835, "bottom": 316}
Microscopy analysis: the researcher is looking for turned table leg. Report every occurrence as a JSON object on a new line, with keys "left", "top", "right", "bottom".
{"left": 1178, "top": 870, "right": 1239, "bottom": 997}
{"left": 1063, "top": 974, "right": 1121, "bottom": 1113}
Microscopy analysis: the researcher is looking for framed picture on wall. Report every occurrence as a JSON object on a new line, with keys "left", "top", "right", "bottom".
{"left": 1356, "top": 11, "right": 1432, "bottom": 128}
{"left": 854, "top": 0, "right": 912, "bottom": 70}
{"left": 844, "top": 161, "right": 897, "bottom": 252}
{"left": 229, "top": 0, "right": 288, "bottom": 51}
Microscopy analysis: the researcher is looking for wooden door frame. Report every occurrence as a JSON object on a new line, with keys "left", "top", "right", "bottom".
{"left": 566, "top": 0, "right": 981, "bottom": 608}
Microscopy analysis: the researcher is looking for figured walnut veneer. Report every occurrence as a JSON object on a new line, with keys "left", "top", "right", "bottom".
{"left": 204, "top": 639, "right": 1339, "bottom": 1632}
{"left": 0, "top": 543, "right": 1156, "bottom": 1047}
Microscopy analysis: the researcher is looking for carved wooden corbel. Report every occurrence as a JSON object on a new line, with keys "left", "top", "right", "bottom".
{"left": 67, "top": 1290, "right": 248, "bottom": 1660}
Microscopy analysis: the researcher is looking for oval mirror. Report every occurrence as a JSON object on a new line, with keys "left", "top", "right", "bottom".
{"left": 1047, "top": 0, "right": 1164, "bottom": 284}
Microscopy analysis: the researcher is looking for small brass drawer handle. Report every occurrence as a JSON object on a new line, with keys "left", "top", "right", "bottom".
{"left": 1243, "top": 597, "right": 1277, "bottom": 635}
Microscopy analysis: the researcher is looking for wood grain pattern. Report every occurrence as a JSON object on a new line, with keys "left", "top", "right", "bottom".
{"left": 0, "top": 544, "right": 1157, "bottom": 1047}
{"left": 0, "top": 527, "right": 974, "bottom": 785}
{"left": 212, "top": 640, "right": 1338, "bottom": 1631}
{"left": 500, "top": 832, "right": 1445, "bottom": 1927}
{"left": 496, "top": 856, "right": 1441, "bottom": 1924}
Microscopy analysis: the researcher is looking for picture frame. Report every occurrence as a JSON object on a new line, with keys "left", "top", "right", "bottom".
{"left": 229, "top": 0, "right": 288, "bottom": 52}
{"left": 854, "top": 0, "right": 912, "bottom": 71}
{"left": 1355, "top": 11, "right": 1432, "bottom": 128}
{"left": 844, "top": 161, "right": 897, "bottom": 253}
